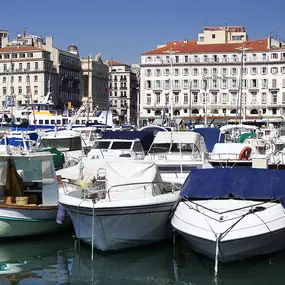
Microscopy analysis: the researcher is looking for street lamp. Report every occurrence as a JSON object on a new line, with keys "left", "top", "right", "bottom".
{"left": 235, "top": 44, "right": 252, "bottom": 123}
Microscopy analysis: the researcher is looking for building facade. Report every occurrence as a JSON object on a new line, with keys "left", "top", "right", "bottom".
{"left": 0, "top": 31, "right": 82, "bottom": 109}
{"left": 107, "top": 60, "right": 138, "bottom": 124}
{"left": 81, "top": 54, "right": 109, "bottom": 113}
{"left": 140, "top": 26, "right": 285, "bottom": 125}
{"left": 0, "top": 45, "right": 55, "bottom": 107}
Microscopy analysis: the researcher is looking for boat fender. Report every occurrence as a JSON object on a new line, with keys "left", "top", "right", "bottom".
{"left": 78, "top": 161, "right": 84, "bottom": 169}
{"left": 238, "top": 146, "right": 252, "bottom": 160}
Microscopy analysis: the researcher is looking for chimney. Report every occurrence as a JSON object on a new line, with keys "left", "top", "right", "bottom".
{"left": 37, "top": 38, "right": 43, "bottom": 49}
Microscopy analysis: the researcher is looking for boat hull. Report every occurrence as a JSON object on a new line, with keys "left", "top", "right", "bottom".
{"left": 172, "top": 200, "right": 285, "bottom": 262}
{"left": 0, "top": 205, "right": 71, "bottom": 238}
{"left": 61, "top": 194, "right": 178, "bottom": 251}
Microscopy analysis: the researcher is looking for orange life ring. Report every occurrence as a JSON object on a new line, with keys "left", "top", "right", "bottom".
{"left": 238, "top": 146, "right": 252, "bottom": 160}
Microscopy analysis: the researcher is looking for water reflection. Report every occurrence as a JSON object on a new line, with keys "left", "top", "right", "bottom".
{"left": 0, "top": 234, "right": 285, "bottom": 284}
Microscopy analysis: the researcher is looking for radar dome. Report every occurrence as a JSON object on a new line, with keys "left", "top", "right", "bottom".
{"left": 67, "top": 44, "right": 79, "bottom": 56}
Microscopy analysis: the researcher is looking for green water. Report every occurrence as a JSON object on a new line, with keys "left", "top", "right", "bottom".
{"left": 0, "top": 232, "right": 284, "bottom": 285}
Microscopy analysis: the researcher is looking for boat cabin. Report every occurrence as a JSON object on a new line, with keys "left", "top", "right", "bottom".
{"left": 0, "top": 153, "right": 58, "bottom": 206}
{"left": 88, "top": 139, "right": 145, "bottom": 160}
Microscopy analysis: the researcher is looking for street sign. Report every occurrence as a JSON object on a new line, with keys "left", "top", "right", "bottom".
{"left": 5, "top": 96, "right": 14, "bottom": 107}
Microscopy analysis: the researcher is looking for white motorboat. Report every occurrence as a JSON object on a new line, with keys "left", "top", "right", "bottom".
{"left": 59, "top": 160, "right": 181, "bottom": 251}
{"left": 0, "top": 150, "right": 70, "bottom": 238}
{"left": 171, "top": 168, "right": 285, "bottom": 263}
{"left": 145, "top": 131, "right": 210, "bottom": 183}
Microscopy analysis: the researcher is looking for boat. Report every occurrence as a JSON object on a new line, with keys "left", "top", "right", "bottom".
{"left": 59, "top": 160, "right": 181, "bottom": 251}
{"left": 145, "top": 131, "right": 211, "bottom": 183}
{"left": 0, "top": 149, "right": 71, "bottom": 238}
{"left": 171, "top": 167, "right": 285, "bottom": 263}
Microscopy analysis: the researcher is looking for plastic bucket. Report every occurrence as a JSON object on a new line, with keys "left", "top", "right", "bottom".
{"left": 15, "top": 196, "right": 29, "bottom": 206}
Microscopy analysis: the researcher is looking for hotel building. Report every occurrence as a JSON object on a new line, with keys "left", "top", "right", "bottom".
{"left": 107, "top": 60, "right": 139, "bottom": 124}
{"left": 140, "top": 26, "right": 285, "bottom": 125}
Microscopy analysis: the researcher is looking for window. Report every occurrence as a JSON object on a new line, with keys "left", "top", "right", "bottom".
{"left": 165, "top": 93, "right": 169, "bottom": 104}
{"left": 222, "top": 93, "right": 228, "bottom": 104}
{"left": 282, "top": 92, "right": 285, "bottom": 104}
{"left": 262, "top": 67, "right": 267, "bottom": 74}
{"left": 2, "top": 77, "right": 6, "bottom": 83}
{"left": 3, "top": 64, "right": 7, "bottom": 71}
{"left": 193, "top": 92, "right": 198, "bottom": 103}
{"left": 27, "top": 63, "right": 30, "bottom": 70}
{"left": 164, "top": 80, "right": 170, "bottom": 89}
{"left": 34, "top": 75, "right": 38, "bottom": 82}
{"left": 174, "top": 93, "right": 179, "bottom": 103}
{"left": 2, "top": 87, "right": 7, "bottom": 95}
{"left": 155, "top": 69, "right": 161, "bottom": 76}
{"left": 271, "top": 53, "right": 278, "bottom": 59}
{"left": 19, "top": 63, "right": 22, "bottom": 70}
{"left": 199, "top": 36, "right": 204, "bottom": 42}
{"left": 212, "top": 68, "right": 217, "bottom": 75}
{"left": 202, "top": 68, "right": 208, "bottom": 75}
{"left": 282, "top": 67, "right": 285, "bottom": 74}
{"left": 174, "top": 80, "right": 179, "bottom": 89}
{"left": 146, "top": 94, "right": 151, "bottom": 105}
{"left": 174, "top": 69, "right": 179, "bottom": 76}
{"left": 34, "top": 86, "right": 38, "bottom": 95}
{"left": 231, "top": 68, "right": 237, "bottom": 75}
{"left": 146, "top": 81, "right": 151, "bottom": 89}
{"left": 184, "top": 55, "right": 188, "bottom": 62}
{"left": 183, "top": 80, "right": 189, "bottom": 89}
{"left": 222, "top": 68, "right": 227, "bottom": 75}
{"left": 183, "top": 93, "right": 188, "bottom": 104}
{"left": 262, "top": 79, "right": 268, "bottom": 88}
{"left": 251, "top": 92, "right": 257, "bottom": 104}
{"left": 212, "top": 34, "right": 216, "bottom": 39}
{"left": 155, "top": 80, "right": 161, "bottom": 89}
{"left": 193, "top": 68, "right": 198, "bottom": 76}
{"left": 272, "top": 79, "right": 277, "bottom": 88}
{"left": 146, "top": 69, "right": 151, "bottom": 76}
{"left": 271, "top": 67, "right": 278, "bottom": 74}
{"left": 156, "top": 93, "right": 160, "bottom": 104}
{"left": 18, "top": 87, "right": 22, "bottom": 94}
{"left": 261, "top": 93, "right": 267, "bottom": 104}
{"left": 204, "top": 55, "right": 208, "bottom": 63}
{"left": 35, "top": 62, "right": 39, "bottom": 70}
{"left": 175, "top": 56, "right": 179, "bottom": 63}
{"left": 183, "top": 68, "right": 189, "bottom": 76}
{"left": 165, "top": 69, "right": 169, "bottom": 76}
{"left": 251, "top": 67, "right": 257, "bottom": 75}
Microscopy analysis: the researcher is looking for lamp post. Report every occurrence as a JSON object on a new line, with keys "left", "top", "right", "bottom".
{"left": 235, "top": 44, "right": 252, "bottom": 123}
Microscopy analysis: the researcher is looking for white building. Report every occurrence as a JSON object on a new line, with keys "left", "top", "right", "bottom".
{"left": 0, "top": 31, "right": 82, "bottom": 109}
{"left": 107, "top": 60, "right": 138, "bottom": 124}
{"left": 140, "top": 26, "right": 285, "bottom": 125}
{"left": 0, "top": 30, "right": 8, "bottom": 48}
{"left": 0, "top": 45, "right": 54, "bottom": 107}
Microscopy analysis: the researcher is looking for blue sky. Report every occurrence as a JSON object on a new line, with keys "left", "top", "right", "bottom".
{"left": 1, "top": 0, "right": 285, "bottom": 65}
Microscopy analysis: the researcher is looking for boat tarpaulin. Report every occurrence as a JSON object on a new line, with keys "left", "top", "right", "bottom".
{"left": 194, "top": 128, "right": 224, "bottom": 152}
{"left": 180, "top": 168, "right": 285, "bottom": 206}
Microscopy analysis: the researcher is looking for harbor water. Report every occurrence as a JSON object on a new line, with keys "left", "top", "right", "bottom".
{"left": 0, "top": 231, "right": 284, "bottom": 285}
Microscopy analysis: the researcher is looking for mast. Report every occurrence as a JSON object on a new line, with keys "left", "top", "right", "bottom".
{"left": 86, "top": 54, "right": 92, "bottom": 123}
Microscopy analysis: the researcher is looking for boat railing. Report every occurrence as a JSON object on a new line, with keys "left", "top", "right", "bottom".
{"left": 62, "top": 180, "right": 181, "bottom": 202}
{"left": 209, "top": 153, "right": 244, "bottom": 161}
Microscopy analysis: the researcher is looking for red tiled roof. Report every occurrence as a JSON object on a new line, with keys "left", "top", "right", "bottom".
{"left": 106, "top": 60, "right": 128, "bottom": 66}
{"left": 142, "top": 38, "right": 269, "bottom": 55}
{"left": 0, "top": 46, "right": 43, "bottom": 52}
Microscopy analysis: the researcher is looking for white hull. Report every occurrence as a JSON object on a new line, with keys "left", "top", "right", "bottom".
{"left": 0, "top": 206, "right": 71, "bottom": 238}
{"left": 171, "top": 199, "right": 285, "bottom": 262}
{"left": 61, "top": 192, "right": 179, "bottom": 251}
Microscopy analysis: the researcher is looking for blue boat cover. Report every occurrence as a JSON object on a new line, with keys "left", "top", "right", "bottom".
{"left": 181, "top": 168, "right": 285, "bottom": 206}
{"left": 102, "top": 130, "right": 154, "bottom": 152}
{"left": 194, "top": 128, "right": 224, "bottom": 152}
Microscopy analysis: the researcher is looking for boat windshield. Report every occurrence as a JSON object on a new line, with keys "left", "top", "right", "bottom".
{"left": 38, "top": 137, "right": 82, "bottom": 151}
{"left": 92, "top": 141, "right": 111, "bottom": 149}
{"left": 170, "top": 143, "right": 198, "bottom": 153}
{"left": 149, "top": 143, "right": 171, "bottom": 153}
{"left": 111, "top": 141, "right": 132, "bottom": 150}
